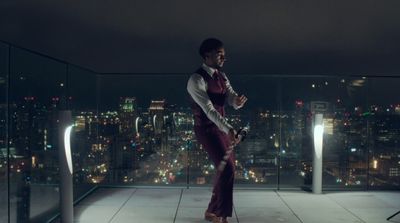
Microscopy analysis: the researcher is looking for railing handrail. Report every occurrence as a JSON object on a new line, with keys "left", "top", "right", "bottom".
{"left": 97, "top": 73, "right": 400, "bottom": 78}
{"left": 2, "top": 39, "right": 400, "bottom": 78}
{"left": 0, "top": 39, "right": 97, "bottom": 74}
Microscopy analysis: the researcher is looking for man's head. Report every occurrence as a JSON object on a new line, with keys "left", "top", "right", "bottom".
{"left": 199, "top": 38, "right": 226, "bottom": 69}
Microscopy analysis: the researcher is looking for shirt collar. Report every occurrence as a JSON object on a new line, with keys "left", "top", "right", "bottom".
{"left": 202, "top": 63, "right": 218, "bottom": 77}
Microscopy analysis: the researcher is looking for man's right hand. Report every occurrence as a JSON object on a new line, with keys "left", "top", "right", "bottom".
{"left": 228, "top": 128, "right": 240, "bottom": 147}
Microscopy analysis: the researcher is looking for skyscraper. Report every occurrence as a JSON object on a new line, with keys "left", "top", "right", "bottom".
{"left": 119, "top": 97, "right": 137, "bottom": 135}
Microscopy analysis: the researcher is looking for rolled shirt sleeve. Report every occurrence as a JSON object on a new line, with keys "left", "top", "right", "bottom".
{"left": 187, "top": 73, "right": 233, "bottom": 134}
{"left": 221, "top": 72, "right": 243, "bottom": 110}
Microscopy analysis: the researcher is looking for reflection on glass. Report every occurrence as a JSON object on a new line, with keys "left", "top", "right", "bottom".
{"left": 368, "top": 78, "right": 400, "bottom": 189}
{"left": 0, "top": 41, "right": 9, "bottom": 223}
{"left": 9, "top": 46, "right": 67, "bottom": 222}
{"left": 67, "top": 65, "right": 98, "bottom": 200}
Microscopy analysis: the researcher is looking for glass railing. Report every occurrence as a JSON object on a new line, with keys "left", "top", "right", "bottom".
{"left": 95, "top": 74, "right": 400, "bottom": 190}
{"left": 0, "top": 41, "right": 9, "bottom": 223}
{"left": 1, "top": 40, "right": 400, "bottom": 222}
{"left": 9, "top": 45, "right": 67, "bottom": 222}
{"left": 96, "top": 74, "right": 400, "bottom": 190}
{"left": 1, "top": 41, "right": 98, "bottom": 223}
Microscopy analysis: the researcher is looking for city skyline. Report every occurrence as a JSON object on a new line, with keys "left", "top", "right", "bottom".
{"left": 2, "top": 83, "right": 400, "bottom": 222}
{"left": 2, "top": 1, "right": 400, "bottom": 221}
{"left": 2, "top": 52, "right": 400, "bottom": 221}
{"left": 2, "top": 93, "right": 400, "bottom": 187}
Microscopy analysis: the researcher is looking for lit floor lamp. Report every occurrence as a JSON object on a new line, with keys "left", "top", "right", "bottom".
{"left": 58, "top": 111, "right": 74, "bottom": 223}
{"left": 312, "top": 113, "right": 324, "bottom": 194}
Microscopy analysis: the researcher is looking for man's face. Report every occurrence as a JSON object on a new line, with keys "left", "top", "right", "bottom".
{"left": 205, "top": 47, "right": 226, "bottom": 69}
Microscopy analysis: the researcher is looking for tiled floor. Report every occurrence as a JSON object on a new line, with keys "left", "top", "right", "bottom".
{"left": 73, "top": 188, "right": 400, "bottom": 223}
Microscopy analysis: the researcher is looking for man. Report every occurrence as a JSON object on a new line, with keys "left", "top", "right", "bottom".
{"left": 187, "top": 38, "right": 247, "bottom": 223}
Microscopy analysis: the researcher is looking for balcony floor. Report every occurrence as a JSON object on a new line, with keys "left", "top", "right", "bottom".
{"left": 73, "top": 187, "right": 400, "bottom": 223}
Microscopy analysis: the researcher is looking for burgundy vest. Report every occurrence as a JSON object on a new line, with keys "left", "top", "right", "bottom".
{"left": 191, "top": 67, "right": 227, "bottom": 126}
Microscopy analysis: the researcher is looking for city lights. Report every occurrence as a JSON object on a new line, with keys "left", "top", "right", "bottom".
{"left": 373, "top": 160, "right": 378, "bottom": 169}
{"left": 3, "top": 85, "right": 399, "bottom": 193}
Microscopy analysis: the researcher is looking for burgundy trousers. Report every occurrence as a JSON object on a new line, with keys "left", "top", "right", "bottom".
{"left": 194, "top": 125, "right": 235, "bottom": 218}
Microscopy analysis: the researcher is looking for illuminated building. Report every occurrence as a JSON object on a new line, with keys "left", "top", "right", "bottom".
{"left": 119, "top": 97, "right": 137, "bottom": 134}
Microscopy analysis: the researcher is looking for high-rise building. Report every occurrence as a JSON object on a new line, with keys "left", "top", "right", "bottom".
{"left": 119, "top": 97, "right": 137, "bottom": 135}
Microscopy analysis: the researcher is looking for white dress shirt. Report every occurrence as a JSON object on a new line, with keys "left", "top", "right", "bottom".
{"left": 187, "top": 63, "right": 243, "bottom": 134}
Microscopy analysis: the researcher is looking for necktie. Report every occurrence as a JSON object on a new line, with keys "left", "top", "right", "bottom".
{"left": 213, "top": 70, "right": 220, "bottom": 80}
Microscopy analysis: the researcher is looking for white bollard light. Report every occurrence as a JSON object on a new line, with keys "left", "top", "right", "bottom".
{"left": 312, "top": 113, "right": 324, "bottom": 194}
{"left": 58, "top": 110, "right": 74, "bottom": 223}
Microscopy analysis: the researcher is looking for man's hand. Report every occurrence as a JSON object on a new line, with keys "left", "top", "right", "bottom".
{"left": 228, "top": 128, "right": 240, "bottom": 147}
{"left": 235, "top": 95, "right": 248, "bottom": 108}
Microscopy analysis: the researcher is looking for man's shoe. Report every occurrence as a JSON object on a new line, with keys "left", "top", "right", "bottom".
{"left": 212, "top": 217, "right": 228, "bottom": 223}
{"left": 204, "top": 212, "right": 216, "bottom": 221}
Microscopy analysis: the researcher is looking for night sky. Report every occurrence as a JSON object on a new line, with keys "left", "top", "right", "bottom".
{"left": 2, "top": 1, "right": 400, "bottom": 111}
{"left": 1, "top": 0, "right": 400, "bottom": 75}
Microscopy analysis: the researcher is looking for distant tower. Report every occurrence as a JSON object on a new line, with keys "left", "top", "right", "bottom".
{"left": 119, "top": 97, "right": 137, "bottom": 135}
{"left": 293, "top": 100, "right": 306, "bottom": 155}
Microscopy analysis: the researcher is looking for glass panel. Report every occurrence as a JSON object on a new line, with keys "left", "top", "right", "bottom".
{"left": 280, "top": 77, "right": 316, "bottom": 189}
{"left": 9, "top": 46, "right": 67, "bottom": 222}
{"left": 336, "top": 77, "right": 369, "bottom": 189}
{"left": 368, "top": 77, "right": 400, "bottom": 189}
{"left": 280, "top": 76, "right": 368, "bottom": 189}
{"left": 67, "top": 65, "right": 98, "bottom": 200}
{"left": 202, "top": 76, "right": 279, "bottom": 188}
{"left": 97, "top": 75, "right": 189, "bottom": 186}
{"left": 0, "top": 41, "right": 9, "bottom": 223}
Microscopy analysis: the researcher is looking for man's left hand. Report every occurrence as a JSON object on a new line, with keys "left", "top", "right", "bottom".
{"left": 235, "top": 95, "right": 248, "bottom": 107}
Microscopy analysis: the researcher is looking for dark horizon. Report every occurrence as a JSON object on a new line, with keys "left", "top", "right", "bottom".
{"left": 1, "top": 1, "right": 400, "bottom": 75}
